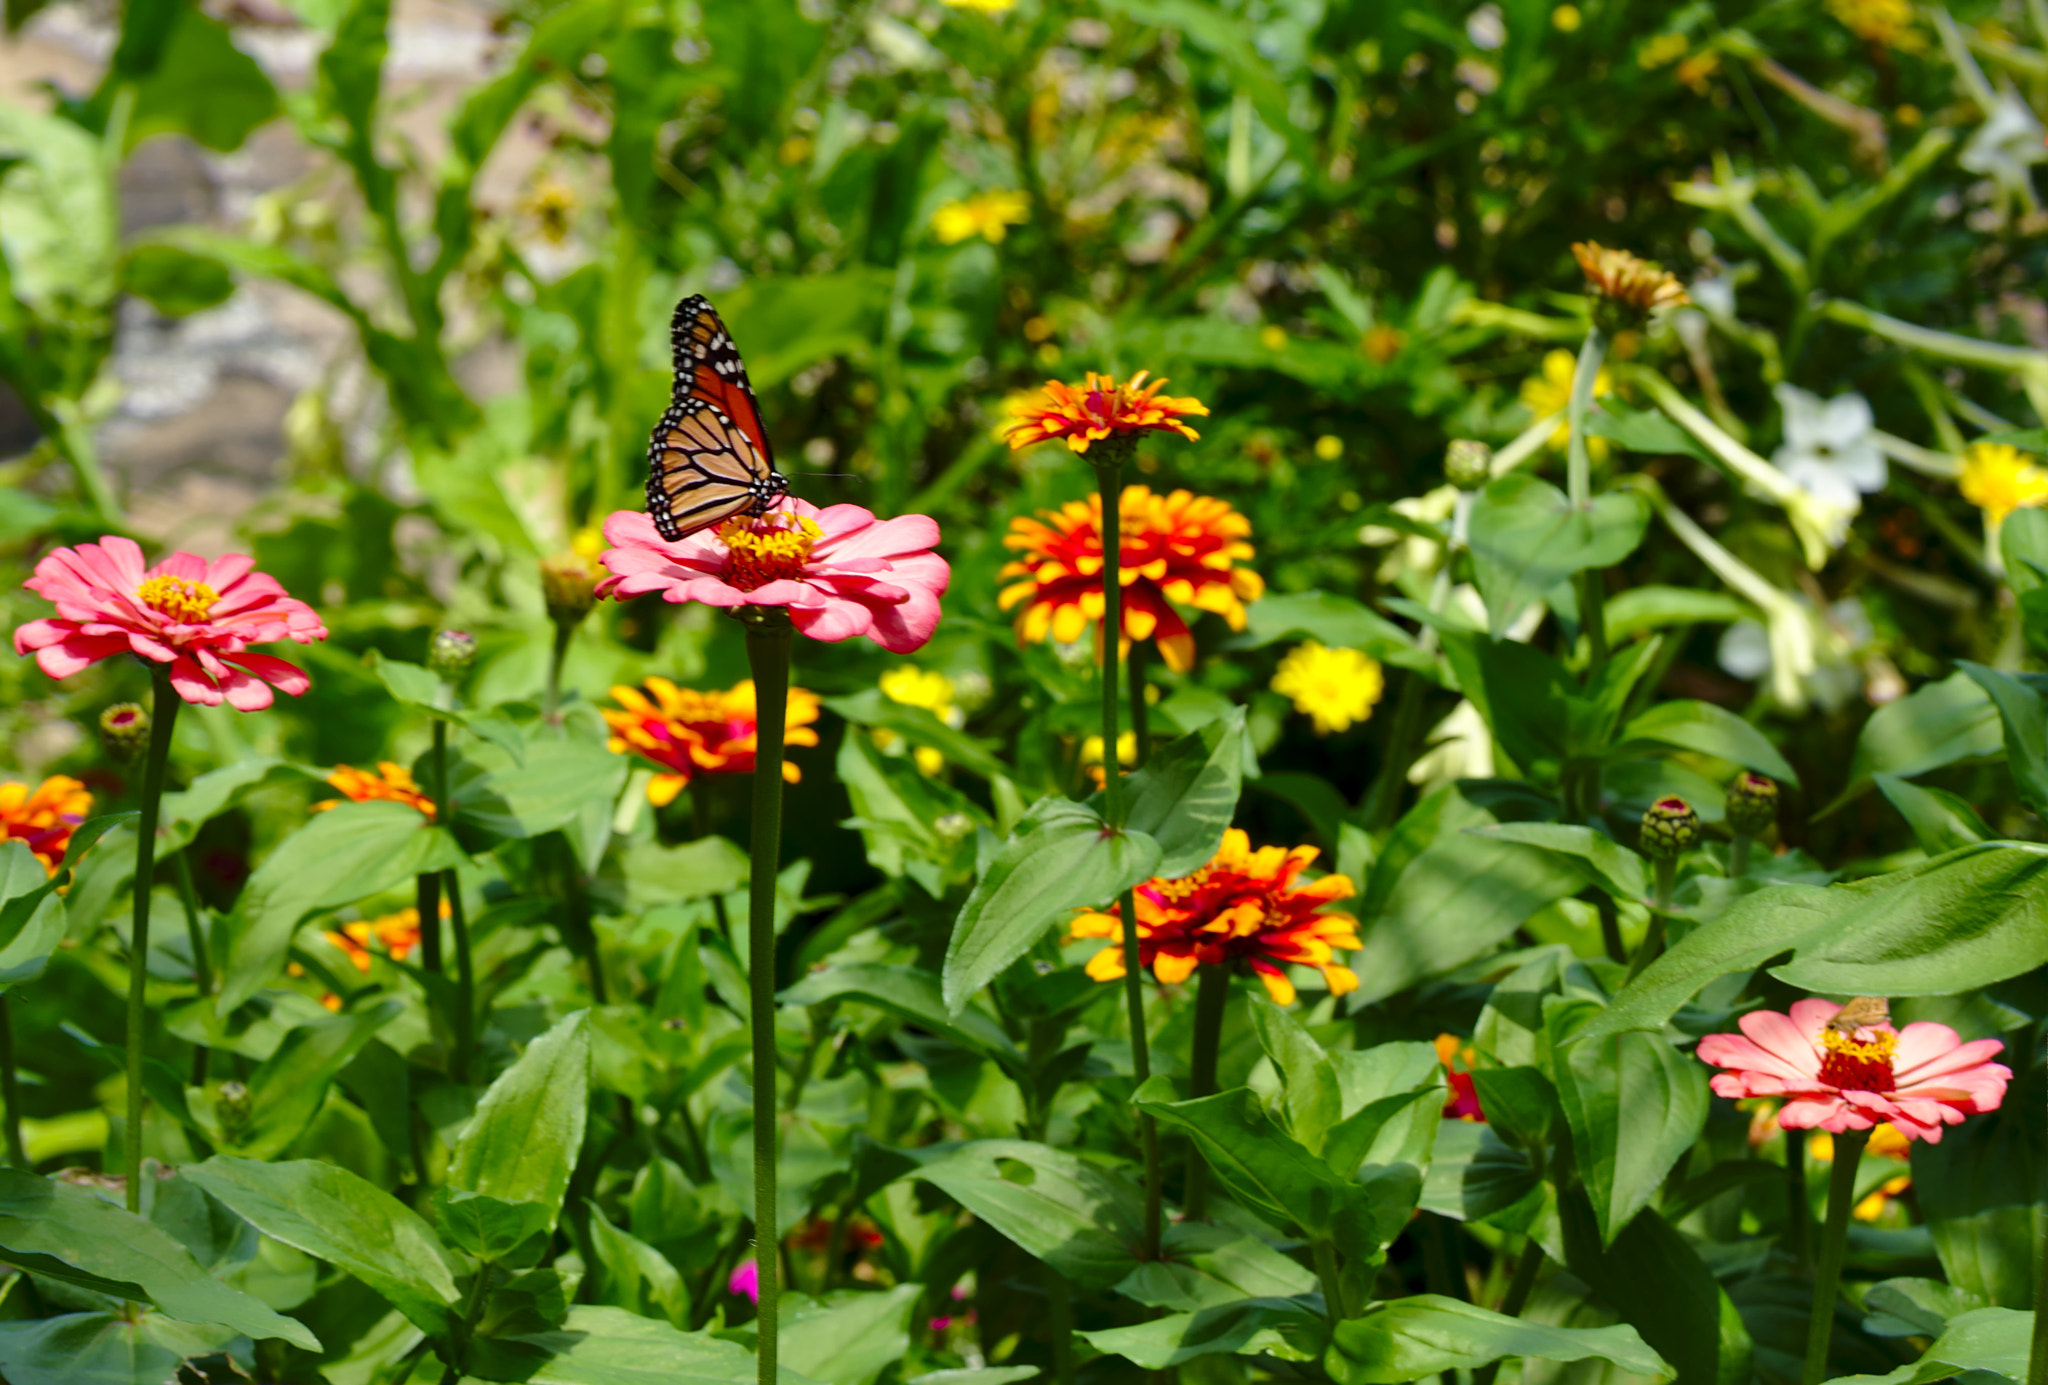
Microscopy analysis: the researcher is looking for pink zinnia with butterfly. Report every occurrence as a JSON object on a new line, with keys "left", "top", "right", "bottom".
{"left": 13, "top": 536, "right": 328, "bottom": 710}
{"left": 1697, "top": 996, "right": 2009, "bottom": 1143}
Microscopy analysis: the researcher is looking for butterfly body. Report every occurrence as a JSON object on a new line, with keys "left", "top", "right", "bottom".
{"left": 645, "top": 295, "right": 789, "bottom": 542}
{"left": 1826, "top": 996, "right": 1891, "bottom": 1035}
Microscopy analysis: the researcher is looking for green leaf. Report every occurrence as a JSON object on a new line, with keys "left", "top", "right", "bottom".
{"left": 603, "top": 837, "right": 749, "bottom": 913}
{"left": 1618, "top": 700, "right": 1799, "bottom": 787}
{"left": 1958, "top": 662, "right": 2048, "bottom": 814}
{"left": 1466, "top": 475, "right": 1649, "bottom": 637}
{"left": 1418, "top": 1121, "right": 1541, "bottom": 1226}
{"left": 218, "top": 800, "right": 450, "bottom": 1011}
{"left": 1248, "top": 994, "right": 1340, "bottom": 1153}
{"left": 1232, "top": 589, "right": 1420, "bottom": 660}
{"left": 0, "top": 104, "right": 116, "bottom": 316}
{"left": 449, "top": 1010, "right": 590, "bottom": 1228}
{"left": 1547, "top": 998, "right": 1709, "bottom": 1245}
{"left": 781, "top": 1284, "right": 923, "bottom": 1385}
{"left": 1327, "top": 1294, "right": 1674, "bottom": 1384}
{"left": 119, "top": 243, "right": 234, "bottom": 316}
{"left": 1603, "top": 585, "right": 1748, "bottom": 643}
{"left": 479, "top": 1304, "right": 761, "bottom": 1385}
{"left": 118, "top": 1, "right": 280, "bottom": 151}
{"left": 1584, "top": 402, "right": 1710, "bottom": 461}
{"left": 1558, "top": 1193, "right": 1753, "bottom": 1385}
{"left": 197, "top": 1001, "right": 399, "bottom": 1158}
{"left": 779, "top": 964, "right": 1020, "bottom": 1064}
{"left": 438, "top": 1190, "right": 556, "bottom": 1266}
{"left": 1911, "top": 1097, "right": 2045, "bottom": 1309}
{"left": 1466, "top": 823, "right": 1648, "bottom": 903}
{"left": 908, "top": 1140, "right": 1145, "bottom": 1291}
{"left": 1773, "top": 844, "right": 2048, "bottom": 995}
{"left": 1467, "top": 1067, "right": 1561, "bottom": 1149}
{"left": 183, "top": 1156, "right": 459, "bottom": 1340}
{"left": 1827, "top": 1307, "right": 2032, "bottom": 1385}
{"left": 0, "top": 1311, "right": 248, "bottom": 1385}
{"left": 1081, "top": 1298, "right": 1321, "bottom": 1369}
{"left": 1352, "top": 787, "right": 1586, "bottom": 1004}
{"left": 0, "top": 1169, "right": 318, "bottom": 1348}
{"left": 1321, "top": 1042, "right": 1448, "bottom": 1179}
{"left": 1437, "top": 634, "right": 1577, "bottom": 783}
{"left": 1874, "top": 774, "right": 1994, "bottom": 855}
{"left": 158, "top": 758, "right": 316, "bottom": 853}
{"left": 1114, "top": 1221, "right": 1318, "bottom": 1311}
{"left": 454, "top": 736, "right": 628, "bottom": 841}
{"left": 942, "top": 797, "right": 1162, "bottom": 1014}
{"left": 1840, "top": 671, "right": 2000, "bottom": 801}
{"left": 824, "top": 689, "right": 1007, "bottom": 779}
{"left": 1089, "top": 708, "right": 1249, "bottom": 877}
{"left": 585, "top": 1204, "right": 688, "bottom": 1327}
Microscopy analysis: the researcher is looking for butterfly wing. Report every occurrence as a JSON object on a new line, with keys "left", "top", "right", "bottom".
{"left": 645, "top": 397, "right": 784, "bottom": 542}
{"left": 670, "top": 294, "right": 778, "bottom": 472}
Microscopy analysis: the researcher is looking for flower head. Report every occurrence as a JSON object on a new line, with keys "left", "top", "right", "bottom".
{"left": 0, "top": 776, "right": 92, "bottom": 875}
{"left": 317, "top": 762, "right": 436, "bottom": 818}
{"left": 1960, "top": 442, "right": 2048, "bottom": 526}
{"left": 604, "top": 677, "right": 821, "bottom": 807}
{"left": 598, "top": 502, "right": 949, "bottom": 654}
{"left": 877, "top": 666, "right": 962, "bottom": 775}
{"left": 1572, "top": 241, "right": 1689, "bottom": 324}
{"left": 1639, "top": 795, "right": 1700, "bottom": 860}
{"left": 1772, "top": 384, "right": 1886, "bottom": 513}
{"left": 13, "top": 537, "right": 327, "bottom": 710}
{"left": 1436, "top": 1034, "right": 1485, "bottom": 1122}
{"left": 1518, "top": 349, "right": 1613, "bottom": 457}
{"left": 1826, "top": 0, "right": 1924, "bottom": 50}
{"left": 1698, "top": 997, "right": 2010, "bottom": 1143}
{"left": 932, "top": 190, "right": 1029, "bottom": 244}
{"left": 1001, "top": 372, "right": 1209, "bottom": 455}
{"left": 1272, "top": 642, "right": 1384, "bottom": 736}
{"left": 999, "top": 485, "right": 1263, "bottom": 672}
{"left": 1724, "top": 772, "right": 1780, "bottom": 838}
{"left": 325, "top": 902, "right": 440, "bottom": 972}
{"left": 541, "top": 545, "right": 604, "bottom": 625}
{"left": 98, "top": 703, "right": 149, "bottom": 762}
{"left": 943, "top": 0, "right": 1014, "bottom": 10}
{"left": 1068, "top": 828, "right": 1359, "bottom": 1005}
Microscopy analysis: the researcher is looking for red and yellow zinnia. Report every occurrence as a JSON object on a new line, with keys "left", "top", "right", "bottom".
{"left": 1001, "top": 371, "right": 1209, "bottom": 455}
{"left": 1069, "top": 828, "right": 1360, "bottom": 1005}
{"left": 316, "top": 762, "right": 436, "bottom": 818}
{"left": 0, "top": 775, "right": 93, "bottom": 875}
{"left": 604, "top": 677, "right": 822, "bottom": 806}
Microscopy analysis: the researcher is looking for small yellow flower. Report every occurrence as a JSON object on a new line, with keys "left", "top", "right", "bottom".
{"left": 1638, "top": 33, "right": 1689, "bottom": 69}
{"left": 1675, "top": 51, "right": 1721, "bottom": 93}
{"left": 932, "top": 190, "right": 1030, "bottom": 245}
{"left": 1551, "top": 4, "right": 1581, "bottom": 31}
{"left": 1519, "top": 348, "right": 1613, "bottom": 459}
{"left": 1260, "top": 324, "right": 1288, "bottom": 351}
{"left": 1362, "top": 324, "right": 1404, "bottom": 364}
{"left": 1272, "top": 642, "right": 1384, "bottom": 736}
{"left": 1080, "top": 732, "right": 1141, "bottom": 788}
{"left": 1827, "top": 0, "right": 1925, "bottom": 51}
{"left": 942, "top": 0, "right": 1014, "bottom": 10}
{"left": 1960, "top": 442, "right": 2048, "bottom": 525}
{"left": 876, "top": 666, "right": 962, "bottom": 776}
{"left": 1314, "top": 435, "right": 1344, "bottom": 462}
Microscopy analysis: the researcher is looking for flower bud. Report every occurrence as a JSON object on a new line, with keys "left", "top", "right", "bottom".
{"left": 1724, "top": 772, "right": 1779, "bottom": 838}
{"left": 1445, "top": 439, "right": 1494, "bottom": 491}
{"left": 427, "top": 629, "right": 477, "bottom": 681}
{"left": 214, "top": 1080, "right": 253, "bottom": 1140}
{"left": 540, "top": 550, "right": 600, "bottom": 626}
{"left": 1639, "top": 795, "right": 1700, "bottom": 861}
{"left": 98, "top": 703, "right": 149, "bottom": 762}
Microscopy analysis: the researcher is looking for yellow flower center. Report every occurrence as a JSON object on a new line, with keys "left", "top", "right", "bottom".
{"left": 718, "top": 512, "right": 823, "bottom": 591}
{"left": 1817, "top": 1026, "right": 1897, "bottom": 1092}
{"left": 136, "top": 575, "right": 220, "bottom": 624}
{"left": 1960, "top": 442, "right": 2048, "bottom": 525}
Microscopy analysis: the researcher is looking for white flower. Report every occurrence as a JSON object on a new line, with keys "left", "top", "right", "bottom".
{"left": 1772, "top": 384, "right": 1886, "bottom": 513}
{"left": 1960, "top": 91, "right": 2047, "bottom": 202}
{"left": 1689, "top": 274, "right": 1736, "bottom": 319}
{"left": 1717, "top": 596, "right": 1871, "bottom": 714}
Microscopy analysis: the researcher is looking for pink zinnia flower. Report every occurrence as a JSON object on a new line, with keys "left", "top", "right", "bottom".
{"left": 597, "top": 501, "right": 949, "bottom": 653}
{"left": 1697, "top": 997, "right": 2010, "bottom": 1143}
{"left": 728, "top": 1258, "right": 759, "bottom": 1305}
{"left": 13, "top": 537, "right": 328, "bottom": 711}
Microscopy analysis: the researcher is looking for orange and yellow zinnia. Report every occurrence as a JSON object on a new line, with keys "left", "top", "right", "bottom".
{"left": 604, "top": 677, "right": 821, "bottom": 807}
{"left": 1069, "top": 828, "right": 1360, "bottom": 1005}
{"left": 316, "top": 762, "right": 436, "bottom": 818}
{"left": 0, "top": 775, "right": 92, "bottom": 875}
{"left": 1001, "top": 371, "right": 1209, "bottom": 455}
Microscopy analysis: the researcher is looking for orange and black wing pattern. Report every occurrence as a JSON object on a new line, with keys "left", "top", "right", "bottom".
{"left": 645, "top": 295, "right": 789, "bottom": 542}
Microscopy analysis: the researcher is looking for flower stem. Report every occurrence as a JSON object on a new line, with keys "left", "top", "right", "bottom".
{"left": 173, "top": 853, "right": 212, "bottom": 1085}
{"left": 1045, "top": 1264, "right": 1075, "bottom": 1385}
{"left": 1182, "top": 962, "right": 1230, "bottom": 1221}
{"left": 416, "top": 872, "right": 443, "bottom": 974}
{"left": 1804, "top": 1127, "right": 1867, "bottom": 1385}
{"left": 1626, "top": 860, "right": 1676, "bottom": 982}
{"left": 127, "top": 662, "right": 179, "bottom": 1213}
{"left": 1314, "top": 1238, "right": 1350, "bottom": 1326}
{"left": 1094, "top": 447, "right": 1162, "bottom": 1260}
{"left": 742, "top": 611, "right": 795, "bottom": 1385}
{"left": 1567, "top": 325, "right": 1611, "bottom": 670}
{"left": 1784, "top": 1128, "right": 1810, "bottom": 1272}
{"left": 1361, "top": 667, "right": 1428, "bottom": 833}
{"left": 445, "top": 870, "right": 475, "bottom": 1084}
{"left": 544, "top": 619, "right": 574, "bottom": 721}
{"left": 1730, "top": 833, "right": 1753, "bottom": 878}
{"left": 0, "top": 997, "right": 25, "bottom": 1167}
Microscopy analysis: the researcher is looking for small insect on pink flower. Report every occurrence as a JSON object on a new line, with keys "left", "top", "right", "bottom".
{"left": 1697, "top": 996, "right": 2010, "bottom": 1143}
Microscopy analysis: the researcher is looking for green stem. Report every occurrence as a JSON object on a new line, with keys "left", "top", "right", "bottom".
{"left": 445, "top": 870, "right": 475, "bottom": 1084}
{"left": 1182, "top": 963, "right": 1231, "bottom": 1221}
{"left": 544, "top": 620, "right": 574, "bottom": 721}
{"left": 1627, "top": 859, "right": 1676, "bottom": 982}
{"left": 173, "top": 854, "right": 212, "bottom": 1085}
{"left": 1804, "top": 1128, "right": 1868, "bottom": 1385}
{"left": 1730, "top": 834, "right": 1753, "bottom": 878}
{"left": 0, "top": 996, "right": 25, "bottom": 1167}
{"left": 1567, "top": 326, "right": 1611, "bottom": 671}
{"left": 1473, "top": 1240, "right": 1546, "bottom": 1385}
{"left": 742, "top": 611, "right": 795, "bottom": 1385}
{"left": 1594, "top": 891, "right": 1625, "bottom": 966}
{"left": 1045, "top": 1264, "right": 1075, "bottom": 1385}
{"left": 126, "top": 662, "right": 179, "bottom": 1213}
{"left": 1313, "top": 1238, "right": 1350, "bottom": 1325}
{"left": 1361, "top": 667, "right": 1429, "bottom": 833}
{"left": 416, "top": 872, "right": 443, "bottom": 974}
{"left": 1785, "top": 1128, "right": 1810, "bottom": 1272}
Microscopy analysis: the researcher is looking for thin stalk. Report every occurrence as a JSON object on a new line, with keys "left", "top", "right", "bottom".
{"left": 1472, "top": 1241, "right": 1546, "bottom": 1385}
{"left": 1045, "top": 1265, "right": 1075, "bottom": 1385}
{"left": 1785, "top": 1128, "right": 1810, "bottom": 1272}
{"left": 445, "top": 871, "right": 475, "bottom": 1084}
{"left": 1730, "top": 834, "right": 1754, "bottom": 878}
{"left": 1360, "top": 667, "right": 1428, "bottom": 832}
{"left": 1182, "top": 964, "right": 1231, "bottom": 1221}
{"left": 126, "top": 662, "right": 179, "bottom": 1213}
{"left": 416, "top": 872, "right": 443, "bottom": 974}
{"left": 1567, "top": 326, "right": 1611, "bottom": 671}
{"left": 1594, "top": 892, "right": 1626, "bottom": 966}
{"left": 173, "top": 854, "right": 212, "bottom": 1085}
{"left": 1627, "top": 859, "right": 1676, "bottom": 982}
{"left": 0, "top": 997, "right": 25, "bottom": 1167}
{"left": 1313, "top": 1239, "right": 1350, "bottom": 1326}
{"left": 742, "top": 612, "right": 795, "bottom": 1385}
{"left": 1804, "top": 1129, "right": 1868, "bottom": 1385}
{"left": 544, "top": 620, "right": 574, "bottom": 721}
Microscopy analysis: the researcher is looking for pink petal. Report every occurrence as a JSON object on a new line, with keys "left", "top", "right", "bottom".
{"left": 1787, "top": 997, "right": 1842, "bottom": 1043}
{"left": 220, "top": 651, "right": 311, "bottom": 697}
{"left": 790, "top": 600, "right": 876, "bottom": 644}
{"left": 168, "top": 657, "right": 225, "bottom": 706}
{"left": 1892, "top": 1029, "right": 1998, "bottom": 1082}
{"left": 813, "top": 506, "right": 942, "bottom": 561}
{"left": 1778, "top": 1095, "right": 1862, "bottom": 1131}
{"left": 13, "top": 617, "right": 77, "bottom": 655}
{"left": 215, "top": 667, "right": 277, "bottom": 711}
{"left": 31, "top": 631, "right": 130, "bottom": 679}
{"left": 153, "top": 551, "right": 210, "bottom": 582}
{"left": 203, "top": 553, "right": 257, "bottom": 591}
{"left": 94, "top": 536, "right": 150, "bottom": 587}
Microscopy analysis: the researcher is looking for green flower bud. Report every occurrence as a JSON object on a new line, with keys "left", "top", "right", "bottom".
{"left": 1639, "top": 795, "right": 1700, "bottom": 861}
{"left": 1445, "top": 439, "right": 1494, "bottom": 491}
{"left": 540, "top": 551, "right": 601, "bottom": 627}
{"left": 214, "top": 1081, "right": 253, "bottom": 1140}
{"left": 1724, "top": 772, "right": 1778, "bottom": 838}
{"left": 427, "top": 630, "right": 477, "bottom": 681}
{"left": 98, "top": 703, "right": 149, "bottom": 762}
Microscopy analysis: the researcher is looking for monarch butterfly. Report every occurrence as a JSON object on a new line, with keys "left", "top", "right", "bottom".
{"left": 644, "top": 295, "right": 790, "bottom": 543}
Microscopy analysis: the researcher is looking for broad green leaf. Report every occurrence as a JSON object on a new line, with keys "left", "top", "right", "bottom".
{"left": 1328, "top": 1294, "right": 1673, "bottom": 1383}
{"left": 1321, "top": 1041, "right": 1448, "bottom": 1178}
{"left": 119, "top": 242, "right": 234, "bottom": 317}
{"left": 449, "top": 1010, "right": 590, "bottom": 1227}
{"left": 1618, "top": 700, "right": 1798, "bottom": 787}
{"left": 782, "top": 1284, "right": 922, "bottom": 1385}
{"left": 1233, "top": 589, "right": 1420, "bottom": 660}
{"left": 1466, "top": 475, "right": 1649, "bottom": 637}
{"left": 1828, "top": 1307, "right": 2033, "bottom": 1385}
{"left": 1604, "top": 585, "right": 1747, "bottom": 643}
{"left": 908, "top": 1140, "right": 1145, "bottom": 1290}
{"left": 1418, "top": 1121, "right": 1542, "bottom": 1227}
{"left": 1248, "top": 995, "right": 1339, "bottom": 1153}
{"left": 1547, "top": 998, "right": 1709, "bottom": 1245}
{"left": 158, "top": 758, "right": 316, "bottom": 853}
{"left": 453, "top": 736, "right": 626, "bottom": 841}
{"left": 836, "top": 730, "right": 986, "bottom": 883}
{"left": 1474, "top": 946, "right": 1602, "bottom": 1069}
{"left": 1862, "top": 1278, "right": 1987, "bottom": 1337}
{"left": 1114, "top": 1221, "right": 1318, "bottom": 1311}
{"left": 780, "top": 964, "right": 1019, "bottom": 1064}
{"left": 0, "top": 1169, "right": 318, "bottom": 1348}
{"left": 194, "top": 1001, "right": 399, "bottom": 1158}
{"left": 1840, "top": 671, "right": 2000, "bottom": 799}
{"left": 1874, "top": 774, "right": 1994, "bottom": 854}
{"left": 184, "top": 1156, "right": 459, "bottom": 1339}
{"left": 0, "top": 813, "right": 132, "bottom": 957}
{"left": 1467, "top": 823, "right": 1648, "bottom": 903}
{"left": 1467, "top": 1067, "right": 1561, "bottom": 1150}
{"left": 1959, "top": 661, "right": 2048, "bottom": 814}
{"left": 1912, "top": 1098, "right": 2045, "bottom": 1309}
{"left": 1082, "top": 1298, "right": 1321, "bottom": 1369}
{"left": 1436, "top": 634, "right": 1577, "bottom": 783}
{"left": 586, "top": 1204, "right": 688, "bottom": 1327}
{"left": 437, "top": 1189, "right": 555, "bottom": 1265}
{"left": 1584, "top": 402, "right": 1711, "bottom": 462}
{"left": 825, "top": 689, "right": 1007, "bottom": 778}
{"left": 480, "top": 1304, "right": 762, "bottom": 1385}
{"left": 1352, "top": 787, "right": 1585, "bottom": 1004}
{"left": 120, "top": 2, "right": 279, "bottom": 151}
{"left": 1559, "top": 1193, "right": 1752, "bottom": 1385}
{"left": 942, "top": 796, "right": 1161, "bottom": 1014}
{"left": 0, "top": 104, "right": 116, "bottom": 315}
{"left": 1091, "top": 708, "right": 1249, "bottom": 876}
{"left": 0, "top": 1311, "right": 247, "bottom": 1385}
{"left": 1773, "top": 844, "right": 2048, "bottom": 994}
{"left": 603, "top": 837, "right": 749, "bottom": 913}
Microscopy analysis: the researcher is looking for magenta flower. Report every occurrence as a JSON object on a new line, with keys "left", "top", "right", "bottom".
{"left": 728, "top": 1258, "right": 760, "bottom": 1305}
{"left": 1698, "top": 998, "right": 2010, "bottom": 1143}
{"left": 598, "top": 501, "right": 949, "bottom": 653}
{"left": 13, "top": 537, "right": 328, "bottom": 711}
